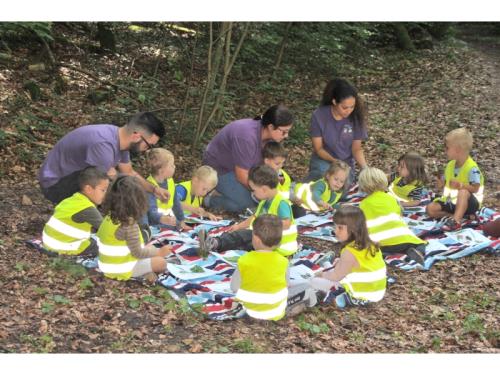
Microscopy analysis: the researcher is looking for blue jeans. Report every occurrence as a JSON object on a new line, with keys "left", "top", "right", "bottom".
{"left": 206, "top": 171, "right": 257, "bottom": 213}
{"left": 304, "top": 153, "right": 355, "bottom": 197}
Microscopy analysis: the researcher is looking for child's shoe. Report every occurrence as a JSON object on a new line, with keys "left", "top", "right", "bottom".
{"left": 406, "top": 247, "right": 425, "bottom": 266}
{"left": 442, "top": 218, "right": 462, "bottom": 232}
{"left": 197, "top": 229, "right": 219, "bottom": 258}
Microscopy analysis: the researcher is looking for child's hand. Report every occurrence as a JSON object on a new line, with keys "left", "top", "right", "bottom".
{"left": 207, "top": 212, "right": 222, "bottom": 221}
{"left": 158, "top": 245, "right": 173, "bottom": 257}
{"left": 449, "top": 180, "right": 462, "bottom": 189}
{"left": 160, "top": 215, "right": 176, "bottom": 226}
{"left": 292, "top": 197, "right": 303, "bottom": 206}
{"left": 179, "top": 221, "right": 191, "bottom": 231}
{"left": 319, "top": 201, "right": 332, "bottom": 211}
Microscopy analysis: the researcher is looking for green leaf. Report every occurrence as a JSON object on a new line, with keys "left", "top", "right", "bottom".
{"left": 53, "top": 295, "right": 70, "bottom": 305}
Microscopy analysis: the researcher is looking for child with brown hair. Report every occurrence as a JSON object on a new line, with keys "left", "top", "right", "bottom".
{"left": 176, "top": 165, "right": 221, "bottom": 221}
{"left": 388, "top": 151, "right": 428, "bottom": 206}
{"left": 262, "top": 141, "right": 292, "bottom": 199}
{"left": 426, "top": 128, "right": 484, "bottom": 231}
{"left": 43, "top": 167, "right": 110, "bottom": 257}
{"left": 97, "top": 175, "right": 173, "bottom": 281}
{"left": 145, "top": 148, "right": 188, "bottom": 230}
{"left": 311, "top": 205, "right": 386, "bottom": 307}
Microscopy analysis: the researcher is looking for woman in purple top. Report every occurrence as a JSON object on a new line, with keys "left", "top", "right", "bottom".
{"left": 203, "top": 104, "right": 294, "bottom": 213}
{"left": 306, "top": 78, "right": 369, "bottom": 189}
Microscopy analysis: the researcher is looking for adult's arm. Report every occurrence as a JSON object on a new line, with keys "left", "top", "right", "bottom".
{"left": 118, "top": 162, "right": 170, "bottom": 202}
{"left": 234, "top": 165, "right": 250, "bottom": 188}
{"left": 352, "top": 140, "right": 367, "bottom": 169}
{"left": 311, "top": 137, "right": 337, "bottom": 163}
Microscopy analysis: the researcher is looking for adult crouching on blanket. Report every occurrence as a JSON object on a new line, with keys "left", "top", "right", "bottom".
{"left": 305, "top": 78, "right": 369, "bottom": 192}
{"left": 38, "top": 112, "right": 168, "bottom": 205}
{"left": 202, "top": 104, "right": 294, "bottom": 213}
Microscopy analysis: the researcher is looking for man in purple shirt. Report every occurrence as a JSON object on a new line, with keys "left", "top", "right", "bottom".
{"left": 203, "top": 105, "right": 294, "bottom": 213}
{"left": 38, "top": 112, "right": 169, "bottom": 204}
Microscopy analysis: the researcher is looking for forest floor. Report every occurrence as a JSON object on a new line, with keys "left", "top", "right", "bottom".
{"left": 0, "top": 25, "right": 498, "bottom": 353}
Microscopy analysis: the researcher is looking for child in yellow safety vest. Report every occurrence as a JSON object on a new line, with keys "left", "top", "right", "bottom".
{"left": 42, "top": 167, "right": 110, "bottom": 257}
{"left": 310, "top": 205, "right": 387, "bottom": 308}
{"left": 176, "top": 165, "right": 222, "bottom": 221}
{"left": 262, "top": 141, "right": 292, "bottom": 200}
{"left": 231, "top": 214, "right": 317, "bottom": 320}
{"left": 144, "top": 148, "right": 189, "bottom": 231}
{"left": 388, "top": 152, "right": 428, "bottom": 206}
{"left": 198, "top": 165, "right": 298, "bottom": 257}
{"left": 97, "top": 175, "right": 173, "bottom": 281}
{"left": 358, "top": 167, "right": 426, "bottom": 266}
{"left": 426, "top": 128, "right": 484, "bottom": 231}
{"left": 291, "top": 160, "right": 350, "bottom": 216}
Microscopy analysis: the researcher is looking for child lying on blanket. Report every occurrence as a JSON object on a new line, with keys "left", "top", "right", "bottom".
{"left": 426, "top": 128, "right": 484, "bottom": 232}
{"left": 97, "top": 175, "right": 173, "bottom": 281}
{"left": 231, "top": 214, "right": 317, "bottom": 320}
{"left": 311, "top": 205, "right": 387, "bottom": 308}
{"left": 262, "top": 141, "right": 293, "bottom": 200}
{"left": 176, "top": 165, "right": 221, "bottom": 221}
{"left": 144, "top": 148, "right": 190, "bottom": 231}
{"left": 198, "top": 165, "right": 298, "bottom": 257}
{"left": 358, "top": 167, "right": 426, "bottom": 266}
{"left": 291, "top": 160, "right": 350, "bottom": 217}
{"left": 388, "top": 151, "right": 428, "bottom": 207}
{"left": 43, "top": 167, "right": 110, "bottom": 257}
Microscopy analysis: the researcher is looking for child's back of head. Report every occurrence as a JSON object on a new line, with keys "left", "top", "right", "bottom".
{"left": 147, "top": 148, "right": 174, "bottom": 176}
{"left": 252, "top": 214, "right": 283, "bottom": 250}
{"left": 249, "top": 165, "right": 279, "bottom": 189}
{"left": 358, "top": 167, "right": 388, "bottom": 195}
{"left": 101, "top": 175, "right": 147, "bottom": 225}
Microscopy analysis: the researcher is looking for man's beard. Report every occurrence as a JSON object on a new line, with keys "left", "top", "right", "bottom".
{"left": 129, "top": 140, "right": 142, "bottom": 156}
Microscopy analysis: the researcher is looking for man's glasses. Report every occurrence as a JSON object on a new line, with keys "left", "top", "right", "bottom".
{"left": 140, "top": 135, "right": 154, "bottom": 150}
{"left": 275, "top": 127, "right": 290, "bottom": 136}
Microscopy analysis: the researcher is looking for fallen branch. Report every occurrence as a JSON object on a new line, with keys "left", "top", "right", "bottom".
{"left": 2, "top": 130, "right": 52, "bottom": 148}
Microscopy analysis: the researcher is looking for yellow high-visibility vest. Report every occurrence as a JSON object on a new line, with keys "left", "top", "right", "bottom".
{"left": 437, "top": 156, "right": 484, "bottom": 205}
{"left": 147, "top": 175, "right": 175, "bottom": 216}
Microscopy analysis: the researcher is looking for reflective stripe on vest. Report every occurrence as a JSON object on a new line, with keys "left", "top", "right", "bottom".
{"left": 340, "top": 243, "right": 387, "bottom": 302}
{"left": 253, "top": 194, "right": 298, "bottom": 257}
{"left": 439, "top": 157, "right": 484, "bottom": 205}
{"left": 360, "top": 191, "right": 425, "bottom": 247}
{"left": 236, "top": 251, "right": 288, "bottom": 320}
{"left": 97, "top": 216, "right": 142, "bottom": 280}
{"left": 293, "top": 178, "right": 340, "bottom": 211}
{"left": 147, "top": 175, "right": 175, "bottom": 216}
{"left": 177, "top": 180, "right": 203, "bottom": 214}
{"left": 42, "top": 192, "right": 94, "bottom": 255}
{"left": 278, "top": 169, "right": 292, "bottom": 199}
{"left": 388, "top": 176, "right": 421, "bottom": 202}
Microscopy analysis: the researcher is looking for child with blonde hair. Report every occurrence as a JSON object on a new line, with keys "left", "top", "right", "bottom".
{"left": 426, "top": 128, "right": 484, "bottom": 231}
{"left": 388, "top": 151, "right": 428, "bottom": 206}
{"left": 262, "top": 141, "right": 292, "bottom": 199}
{"left": 144, "top": 148, "right": 188, "bottom": 231}
{"left": 292, "top": 160, "right": 350, "bottom": 212}
{"left": 176, "top": 165, "right": 221, "bottom": 221}
{"left": 311, "top": 205, "right": 386, "bottom": 308}
{"left": 97, "top": 176, "right": 172, "bottom": 280}
{"left": 358, "top": 167, "right": 426, "bottom": 265}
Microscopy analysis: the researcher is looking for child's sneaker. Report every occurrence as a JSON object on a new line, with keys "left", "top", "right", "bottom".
{"left": 406, "top": 247, "right": 425, "bottom": 266}
{"left": 442, "top": 218, "right": 461, "bottom": 232}
{"left": 197, "top": 229, "right": 219, "bottom": 258}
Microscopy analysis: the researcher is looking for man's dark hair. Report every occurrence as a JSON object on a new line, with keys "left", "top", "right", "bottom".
{"left": 126, "top": 112, "right": 165, "bottom": 138}
{"left": 253, "top": 214, "right": 283, "bottom": 248}
{"left": 78, "top": 167, "right": 109, "bottom": 190}
{"left": 248, "top": 165, "right": 279, "bottom": 189}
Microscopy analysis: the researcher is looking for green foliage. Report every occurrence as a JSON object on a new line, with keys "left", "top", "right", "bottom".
{"left": 463, "top": 314, "right": 485, "bottom": 336}
{"left": 232, "top": 339, "right": 262, "bottom": 353}
{"left": 41, "top": 302, "right": 55, "bottom": 314}
{"left": 79, "top": 277, "right": 94, "bottom": 290}
{"left": 53, "top": 294, "right": 71, "bottom": 305}
{"left": 296, "top": 315, "right": 330, "bottom": 334}
{"left": 49, "top": 257, "right": 87, "bottom": 278}
{"left": 0, "top": 22, "right": 53, "bottom": 42}
{"left": 125, "top": 294, "right": 141, "bottom": 309}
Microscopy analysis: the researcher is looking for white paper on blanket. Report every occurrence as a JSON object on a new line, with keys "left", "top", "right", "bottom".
{"left": 301, "top": 226, "right": 338, "bottom": 243}
{"left": 185, "top": 216, "right": 233, "bottom": 227}
{"left": 150, "top": 230, "right": 199, "bottom": 246}
{"left": 403, "top": 206, "right": 426, "bottom": 214}
{"left": 424, "top": 239, "right": 449, "bottom": 255}
{"left": 167, "top": 263, "right": 218, "bottom": 280}
{"left": 445, "top": 228, "right": 492, "bottom": 247}
{"left": 289, "top": 264, "right": 319, "bottom": 283}
{"left": 295, "top": 213, "right": 333, "bottom": 227}
{"left": 211, "top": 250, "right": 246, "bottom": 267}
{"left": 403, "top": 217, "right": 436, "bottom": 232}
{"left": 207, "top": 281, "right": 235, "bottom": 295}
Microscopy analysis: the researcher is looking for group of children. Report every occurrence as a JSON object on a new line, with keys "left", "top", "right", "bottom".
{"left": 42, "top": 127, "right": 485, "bottom": 320}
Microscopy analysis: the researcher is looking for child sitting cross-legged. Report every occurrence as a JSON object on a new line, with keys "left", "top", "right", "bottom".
{"left": 97, "top": 175, "right": 173, "bottom": 281}
{"left": 426, "top": 128, "right": 484, "bottom": 231}
{"left": 176, "top": 165, "right": 221, "bottom": 221}
{"left": 198, "top": 164, "right": 298, "bottom": 257}
{"left": 144, "top": 148, "right": 189, "bottom": 231}
{"left": 231, "top": 214, "right": 317, "bottom": 320}
{"left": 262, "top": 141, "right": 292, "bottom": 200}
{"left": 43, "top": 167, "right": 110, "bottom": 257}
{"left": 291, "top": 160, "right": 350, "bottom": 217}
{"left": 310, "top": 205, "right": 387, "bottom": 308}
{"left": 388, "top": 151, "right": 428, "bottom": 207}
{"left": 358, "top": 167, "right": 426, "bottom": 265}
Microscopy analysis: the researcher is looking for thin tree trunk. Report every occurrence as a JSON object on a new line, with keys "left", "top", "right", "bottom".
{"left": 273, "top": 22, "right": 292, "bottom": 75}
{"left": 393, "top": 23, "right": 415, "bottom": 51}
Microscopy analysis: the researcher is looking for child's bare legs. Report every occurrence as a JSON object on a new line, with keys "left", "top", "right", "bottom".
{"left": 426, "top": 202, "right": 451, "bottom": 218}
{"left": 452, "top": 189, "right": 470, "bottom": 222}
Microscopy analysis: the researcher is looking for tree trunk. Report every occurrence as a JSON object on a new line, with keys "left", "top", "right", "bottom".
{"left": 273, "top": 22, "right": 292, "bottom": 75}
{"left": 393, "top": 23, "right": 415, "bottom": 51}
{"left": 97, "top": 23, "right": 116, "bottom": 52}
